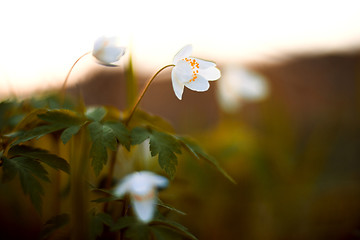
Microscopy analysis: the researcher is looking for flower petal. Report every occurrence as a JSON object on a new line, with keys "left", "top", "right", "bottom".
{"left": 172, "top": 69, "right": 185, "bottom": 100}
{"left": 194, "top": 58, "right": 216, "bottom": 69}
{"left": 92, "top": 36, "right": 126, "bottom": 65}
{"left": 173, "top": 45, "right": 192, "bottom": 64}
{"left": 173, "top": 60, "right": 193, "bottom": 83}
{"left": 184, "top": 75, "right": 210, "bottom": 92}
{"left": 132, "top": 197, "right": 156, "bottom": 223}
{"left": 93, "top": 46, "right": 125, "bottom": 65}
{"left": 199, "top": 67, "right": 221, "bottom": 81}
{"left": 113, "top": 175, "right": 134, "bottom": 197}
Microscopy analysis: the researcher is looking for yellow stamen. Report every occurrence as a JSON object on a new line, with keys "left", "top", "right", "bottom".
{"left": 183, "top": 58, "right": 200, "bottom": 82}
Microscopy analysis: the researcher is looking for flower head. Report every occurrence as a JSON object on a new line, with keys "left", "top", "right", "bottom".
{"left": 171, "top": 45, "right": 221, "bottom": 100}
{"left": 114, "top": 171, "right": 168, "bottom": 223}
{"left": 217, "top": 66, "right": 269, "bottom": 112}
{"left": 92, "top": 36, "right": 126, "bottom": 66}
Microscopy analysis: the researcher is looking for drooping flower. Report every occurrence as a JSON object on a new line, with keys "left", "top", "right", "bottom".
{"left": 114, "top": 171, "right": 169, "bottom": 223}
{"left": 171, "top": 45, "right": 221, "bottom": 100}
{"left": 92, "top": 36, "right": 126, "bottom": 66}
{"left": 217, "top": 65, "right": 269, "bottom": 113}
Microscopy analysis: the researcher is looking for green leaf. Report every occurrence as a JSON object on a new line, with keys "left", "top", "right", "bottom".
{"left": 38, "top": 109, "right": 84, "bottom": 126}
{"left": 110, "top": 216, "right": 138, "bottom": 231}
{"left": 91, "top": 196, "right": 119, "bottom": 203}
{"left": 86, "top": 107, "right": 107, "bottom": 122}
{"left": 9, "top": 145, "right": 70, "bottom": 174}
{"left": 61, "top": 125, "right": 82, "bottom": 144}
{"left": 1, "top": 156, "right": 17, "bottom": 182}
{"left": 125, "top": 224, "right": 151, "bottom": 240}
{"left": 130, "top": 127, "right": 151, "bottom": 145}
{"left": 131, "top": 127, "right": 181, "bottom": 179}
{"left": 40, "top": 213, "right": 70, "bottom": 239}
{"left": 13, "top": 108, "right": 48, "bottom": 131}
{"left": 89, "top": 141, "right": 107, "bottom": 176}
{"left": 150, "top": 226, "right": 183, "bottom": 240}
{"left": 157, "top": 199, "right": 186, "bottom": 216}
{"left": 2, "top": 156, "right": 49, "bottom": 212}
{"left": 38, "top": 109, "right": 85, "bottom": 144}
{"left": 149, "top": 131, "right": 181, "bottom": 179}
{"left": 129, "top": 110, "right": 175, "bottom": 133}
{"left": 12, "top": 124, "right": 65, "bottom": 145}
{"left": 90, "top": 212, "right": 113, "bottom": 240}
{"left": 150, "top": 219, "right": 198, "bottom": 240}
{"left": 104, "top": 121, "right": 131, "bottom": 150}
{"left": 178, "top": 137, "right": 236, "bottom": 184}
{"left": 88, "top": 121, "right": 119, "bottom": 175}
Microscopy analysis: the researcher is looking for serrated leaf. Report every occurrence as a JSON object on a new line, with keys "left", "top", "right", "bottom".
{"left": 90, "top": 212, "right": 113, "bottom": 240}
{"left": 86, "top": 107, "right": 107, "bottom": 122}
{"left": 1, "top": 156, "right": 17, "bottom": 182}
{"left": 104, "top": 121, "right": 131, "bottom": 150}
{"left": 13, "top": 108, "right": 48, "bottom": 131}
{"left": 110, "top": 216, "right": 138, "bottom": 231}
{"left": 150, "top": 219, "right": 198, "bottom": 240}
{"left": 131, "top": 127, "right": 181, "bottom": 179}
{"left": 40, "top": 213, "right": 70, "bottom": 239}
{"left": 130, "top": 127, "right": 151, "bottom": 145}
{"left": 61, "top": 125, "right": 82, "bottom": 144}
{"left": 90, "top": 141, "right": 108, "bottom": 176}
{"left": 2, "top": 156, "right": 49, "bottom": 212}
{"left": 12, "top": 124, "right": 65, "bottom": 145}
{"left": 38, "top": 109, "right": 84, "bottom": 126}
{"left": 88, "top": 121, "right": 127, "bottom": 175}
{"left": 9, "top": 145, "right": 70, "bottom": 174}
{"left": 178, "top": 137, "right": 236, "bottom": 184}
{"left": 37, "top": 109, "right": 85, "bottom": 144}
{"left": 149, "top": 131, "right": 181, "bottom": 179}
{"left": 88, "top": 122, "right": 118, "bottom": 150}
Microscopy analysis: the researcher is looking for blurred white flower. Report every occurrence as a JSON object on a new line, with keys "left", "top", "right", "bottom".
{"left": 92, "top": 36, "right": 126, "bottom": 65}
{"left": 114, "top": 171, "right": 168, "bottom": 223}
{"left": 171, "top": 45, "right": 221, "bottom": 100}
{"left": 217, "top": 66, "right": 269, "bottom": 112}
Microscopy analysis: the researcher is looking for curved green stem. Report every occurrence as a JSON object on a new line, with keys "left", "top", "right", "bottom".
{"left": 125, "top": 64, "right": 175, "bottom": 125}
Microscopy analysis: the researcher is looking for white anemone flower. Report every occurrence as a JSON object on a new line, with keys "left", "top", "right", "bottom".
{"left": 92, "top": 36, "right": 126, "bottom": 66}
{"left": 217, "top": 66, "right": 269, "bottom": 113}
{"left": 114, "top": 171, "right": 169, "bottom": 223}
{"left": 171, "top": 45, "right": 221, "bottom": 100}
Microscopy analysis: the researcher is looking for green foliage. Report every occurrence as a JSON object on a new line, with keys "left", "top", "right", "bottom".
{"left": 90, "top": 212, "right": 114, "bottom": 240}
{"left": 40, "top": 213, "right": 70, "bottom": 239}
{"left": 0, "top": 84, "right": 228, "bottom": 239}
{"left": 86, "top": 106, "right": 107, "bottom": 122}
{"left": 150, "top": 219, "right": 198, "bottom": 240}
{"left": 130, "top": 126, "right": 234, "bottom": 182}
{"left": 0, "top": 100, "right": 23, "bottom": 132}
{"left": 2, "top": 145, "right": 69, "bottom": 212}
{"left": 11, "top": 109, "right": 86, "bottom": 145}
{"left": 38, "top": 109, "right": 86, "bottom": 144}
{"left": 131, "top": 127, "right": 181, "bottom": 179}
{"left": 178, "top": 136, "right": 236, "bottom": 184}
{"left": 88, "top": 120, "right": 130, "bottom": 175}
{"left": 2, "top": 156, "right": 49, "bottom": 212}
{"left": 8, "top": 145, "right": 70, "bottom": 174}
{"left": 110, "top": 216, "right": 138, "bottom": 232}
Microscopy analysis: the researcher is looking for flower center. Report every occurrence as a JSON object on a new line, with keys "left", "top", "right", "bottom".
{"left": 133, "top": 189, "right": 155, "bottom": 202}
{"left": 183, "top": 58, "right": 199, "bottom": 82}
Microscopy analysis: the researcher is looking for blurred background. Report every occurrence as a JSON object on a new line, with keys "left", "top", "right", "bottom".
{"left": 1, "top": 0, "right": 360, "bottom": 239}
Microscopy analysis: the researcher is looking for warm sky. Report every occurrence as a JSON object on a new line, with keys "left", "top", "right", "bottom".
{"left": 1, "top": 0, "right": 360, "bottom": 96}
